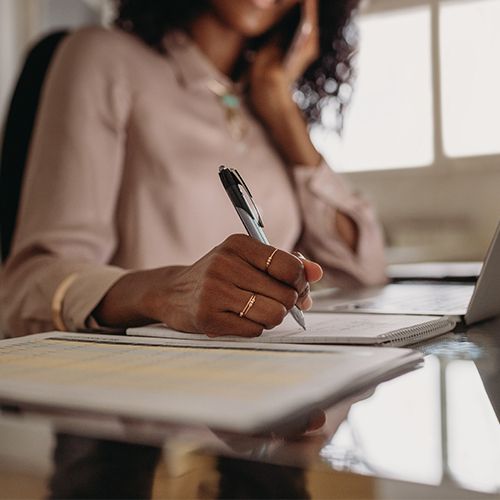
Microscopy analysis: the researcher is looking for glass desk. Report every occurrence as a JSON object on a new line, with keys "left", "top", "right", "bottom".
{"left": 1, "top": 317, "right": 499, "bottom": 499}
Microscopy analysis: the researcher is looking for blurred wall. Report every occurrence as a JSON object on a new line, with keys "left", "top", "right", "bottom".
{"left": 0, "top": 0, "right": 105, "bottom": 121}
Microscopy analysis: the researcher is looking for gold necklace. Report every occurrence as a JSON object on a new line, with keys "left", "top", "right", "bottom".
{"left": 207, "top": 79, "right": 248, "bottom": 144}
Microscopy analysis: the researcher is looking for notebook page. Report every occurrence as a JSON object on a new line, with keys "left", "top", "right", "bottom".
{"left": 0, "top": 333, "right": 421, "bottom": 433}
{"left": 128, "top": 312, "right": 455, "bottom": 345}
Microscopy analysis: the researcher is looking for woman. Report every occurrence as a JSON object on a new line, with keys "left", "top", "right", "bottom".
{"left": 0, "top": 0, "right": 386, "bottom": 338}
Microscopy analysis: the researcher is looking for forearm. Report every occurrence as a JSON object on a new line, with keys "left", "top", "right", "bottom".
{"left": 251, "top": 75, "right": 321, "bottom": 167}
{"left": 262, "top": 91, "right": 321, "bottom": 166}
{"left": 92, "top": 266, "right": 186, "bottom": 329}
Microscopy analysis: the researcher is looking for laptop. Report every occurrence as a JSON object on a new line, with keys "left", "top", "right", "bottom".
{"left": 311, "top": 222, "right": 500, "bottom": 325}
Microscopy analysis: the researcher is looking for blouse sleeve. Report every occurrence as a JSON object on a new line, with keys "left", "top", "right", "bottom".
{"left": 293, "top": 162, "right": 387, "bottom": 288}
{"left": 0, "top": 29, "right": 131, "bottom": 337}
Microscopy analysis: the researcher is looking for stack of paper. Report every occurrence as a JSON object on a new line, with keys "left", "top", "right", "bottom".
{"left": 0, "top": 331, "right": 422, "bottom": 433}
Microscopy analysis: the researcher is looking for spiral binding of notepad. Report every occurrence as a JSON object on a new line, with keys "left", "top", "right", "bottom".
{"left": 380, "top": 317, "right": 457, "bottom": 346}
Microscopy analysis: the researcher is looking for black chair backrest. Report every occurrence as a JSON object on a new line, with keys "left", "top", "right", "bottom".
{"left": 0, "top": 31, "right": 68, "bottom": 262}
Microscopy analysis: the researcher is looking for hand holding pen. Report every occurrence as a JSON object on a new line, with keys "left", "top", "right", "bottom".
{"left": 93, "top": 167, "right": 322, "bottom": 337}
{"left": 219, "top": 165, "right": 323, "bottom": 331}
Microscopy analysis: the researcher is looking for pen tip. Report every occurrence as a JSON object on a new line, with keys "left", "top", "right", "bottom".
{"left": 298, "top": 316, "right": 306, "bottom": 330}
{"left": 290, "top": 306, "right": 306, "bottom": 330}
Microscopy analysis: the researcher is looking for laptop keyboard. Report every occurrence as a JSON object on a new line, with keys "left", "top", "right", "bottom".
{"left": 343, "top": 284, "right": 475, "bottom": 314}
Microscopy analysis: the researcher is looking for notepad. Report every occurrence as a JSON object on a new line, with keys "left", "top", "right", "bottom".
{"left": 127, "top": 312, "right": 457, "bottom": 347}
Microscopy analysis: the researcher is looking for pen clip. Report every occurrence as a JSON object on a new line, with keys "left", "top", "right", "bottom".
{"left": 232, "top": 169, "right": 265, "bottom": 228}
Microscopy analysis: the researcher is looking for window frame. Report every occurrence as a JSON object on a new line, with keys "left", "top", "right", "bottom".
{"left": 343, "top": 0, "right": 500, "bottom": 179}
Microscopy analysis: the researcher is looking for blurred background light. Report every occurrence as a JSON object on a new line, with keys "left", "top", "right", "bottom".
{"left": 440, "top": 0, "right": 500, "bottom": 158}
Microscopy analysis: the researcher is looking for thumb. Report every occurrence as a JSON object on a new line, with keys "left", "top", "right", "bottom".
{"left": 303, "top": 259, "right": 323, "bottom": 283}
{"left": 294, "top": 252, "right": 323, "bottom": 283}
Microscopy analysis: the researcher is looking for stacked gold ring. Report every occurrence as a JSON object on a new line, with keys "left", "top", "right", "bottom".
{"left": 239, "top": 294, "right": 256, "bottom": 318}
{"left": 265, "top": 248, "right": 279, "bottom": 272}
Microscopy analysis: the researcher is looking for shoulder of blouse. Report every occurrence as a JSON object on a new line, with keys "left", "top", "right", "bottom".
{"left": 61, "top": 26, "right": 152, "bottom": 60}
{"left": 55, "top": 26, "right": 174, "bottom": 85}
{"left": 47, "top": 26, "right": 181, "bottom": 126}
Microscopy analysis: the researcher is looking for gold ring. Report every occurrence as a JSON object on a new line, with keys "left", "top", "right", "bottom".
{"left": 239, "top": 294, "right": 256, "bottom": 318}
{"left": 265, "top": 248, "right": 279, "bottom": 272}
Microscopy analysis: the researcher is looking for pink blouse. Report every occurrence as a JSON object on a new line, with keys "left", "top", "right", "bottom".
{"left": 0, "top": 27, "right": 386, "bottom": 337}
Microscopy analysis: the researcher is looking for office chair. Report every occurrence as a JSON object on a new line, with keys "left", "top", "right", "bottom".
{"left": 0, "top": 30, "right": 68, "bottom": 262}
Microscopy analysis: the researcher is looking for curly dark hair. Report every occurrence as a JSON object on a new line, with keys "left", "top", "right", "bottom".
{"left": 115, "top": 0, "right": 360, "bottom": 130}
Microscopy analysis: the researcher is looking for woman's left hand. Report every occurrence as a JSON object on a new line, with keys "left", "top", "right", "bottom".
{"left": 250, "top": 0, "right": 319, "bottom": 90}
{"left": 248, "top": 0, "right": 321, "bottom": 166}
{"left": 283, "top": 0, "right": 320, "bottom": 83}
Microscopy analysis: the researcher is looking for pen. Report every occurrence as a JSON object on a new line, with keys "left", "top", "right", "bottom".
{"left": 219, "top": 165, "right": 306, "bottom": 330}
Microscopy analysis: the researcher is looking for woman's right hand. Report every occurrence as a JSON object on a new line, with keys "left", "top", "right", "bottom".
{"left": 93, "top": 234, "right": 323, "bottom": 337}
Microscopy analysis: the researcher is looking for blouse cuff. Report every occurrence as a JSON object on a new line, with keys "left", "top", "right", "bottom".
{"left": 293, "top": 161, "right": 360, "bottom": 214}
{"left": 292, "top": 162, "right": 387, "bottom": 287}
{"left": 62, "top": 266, "right": 130, "bottom": 332}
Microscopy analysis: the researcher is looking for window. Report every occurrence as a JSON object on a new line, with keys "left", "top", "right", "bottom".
{"left": 312, "top": 0, "right": 500, "bottom": 173}
{"left": 440, "top": 0, "right": 500, "bottom": 157}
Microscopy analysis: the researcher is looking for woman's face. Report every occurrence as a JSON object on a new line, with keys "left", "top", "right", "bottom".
{"left": 209, "top": 0, "right": 300, "bottom": 37}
